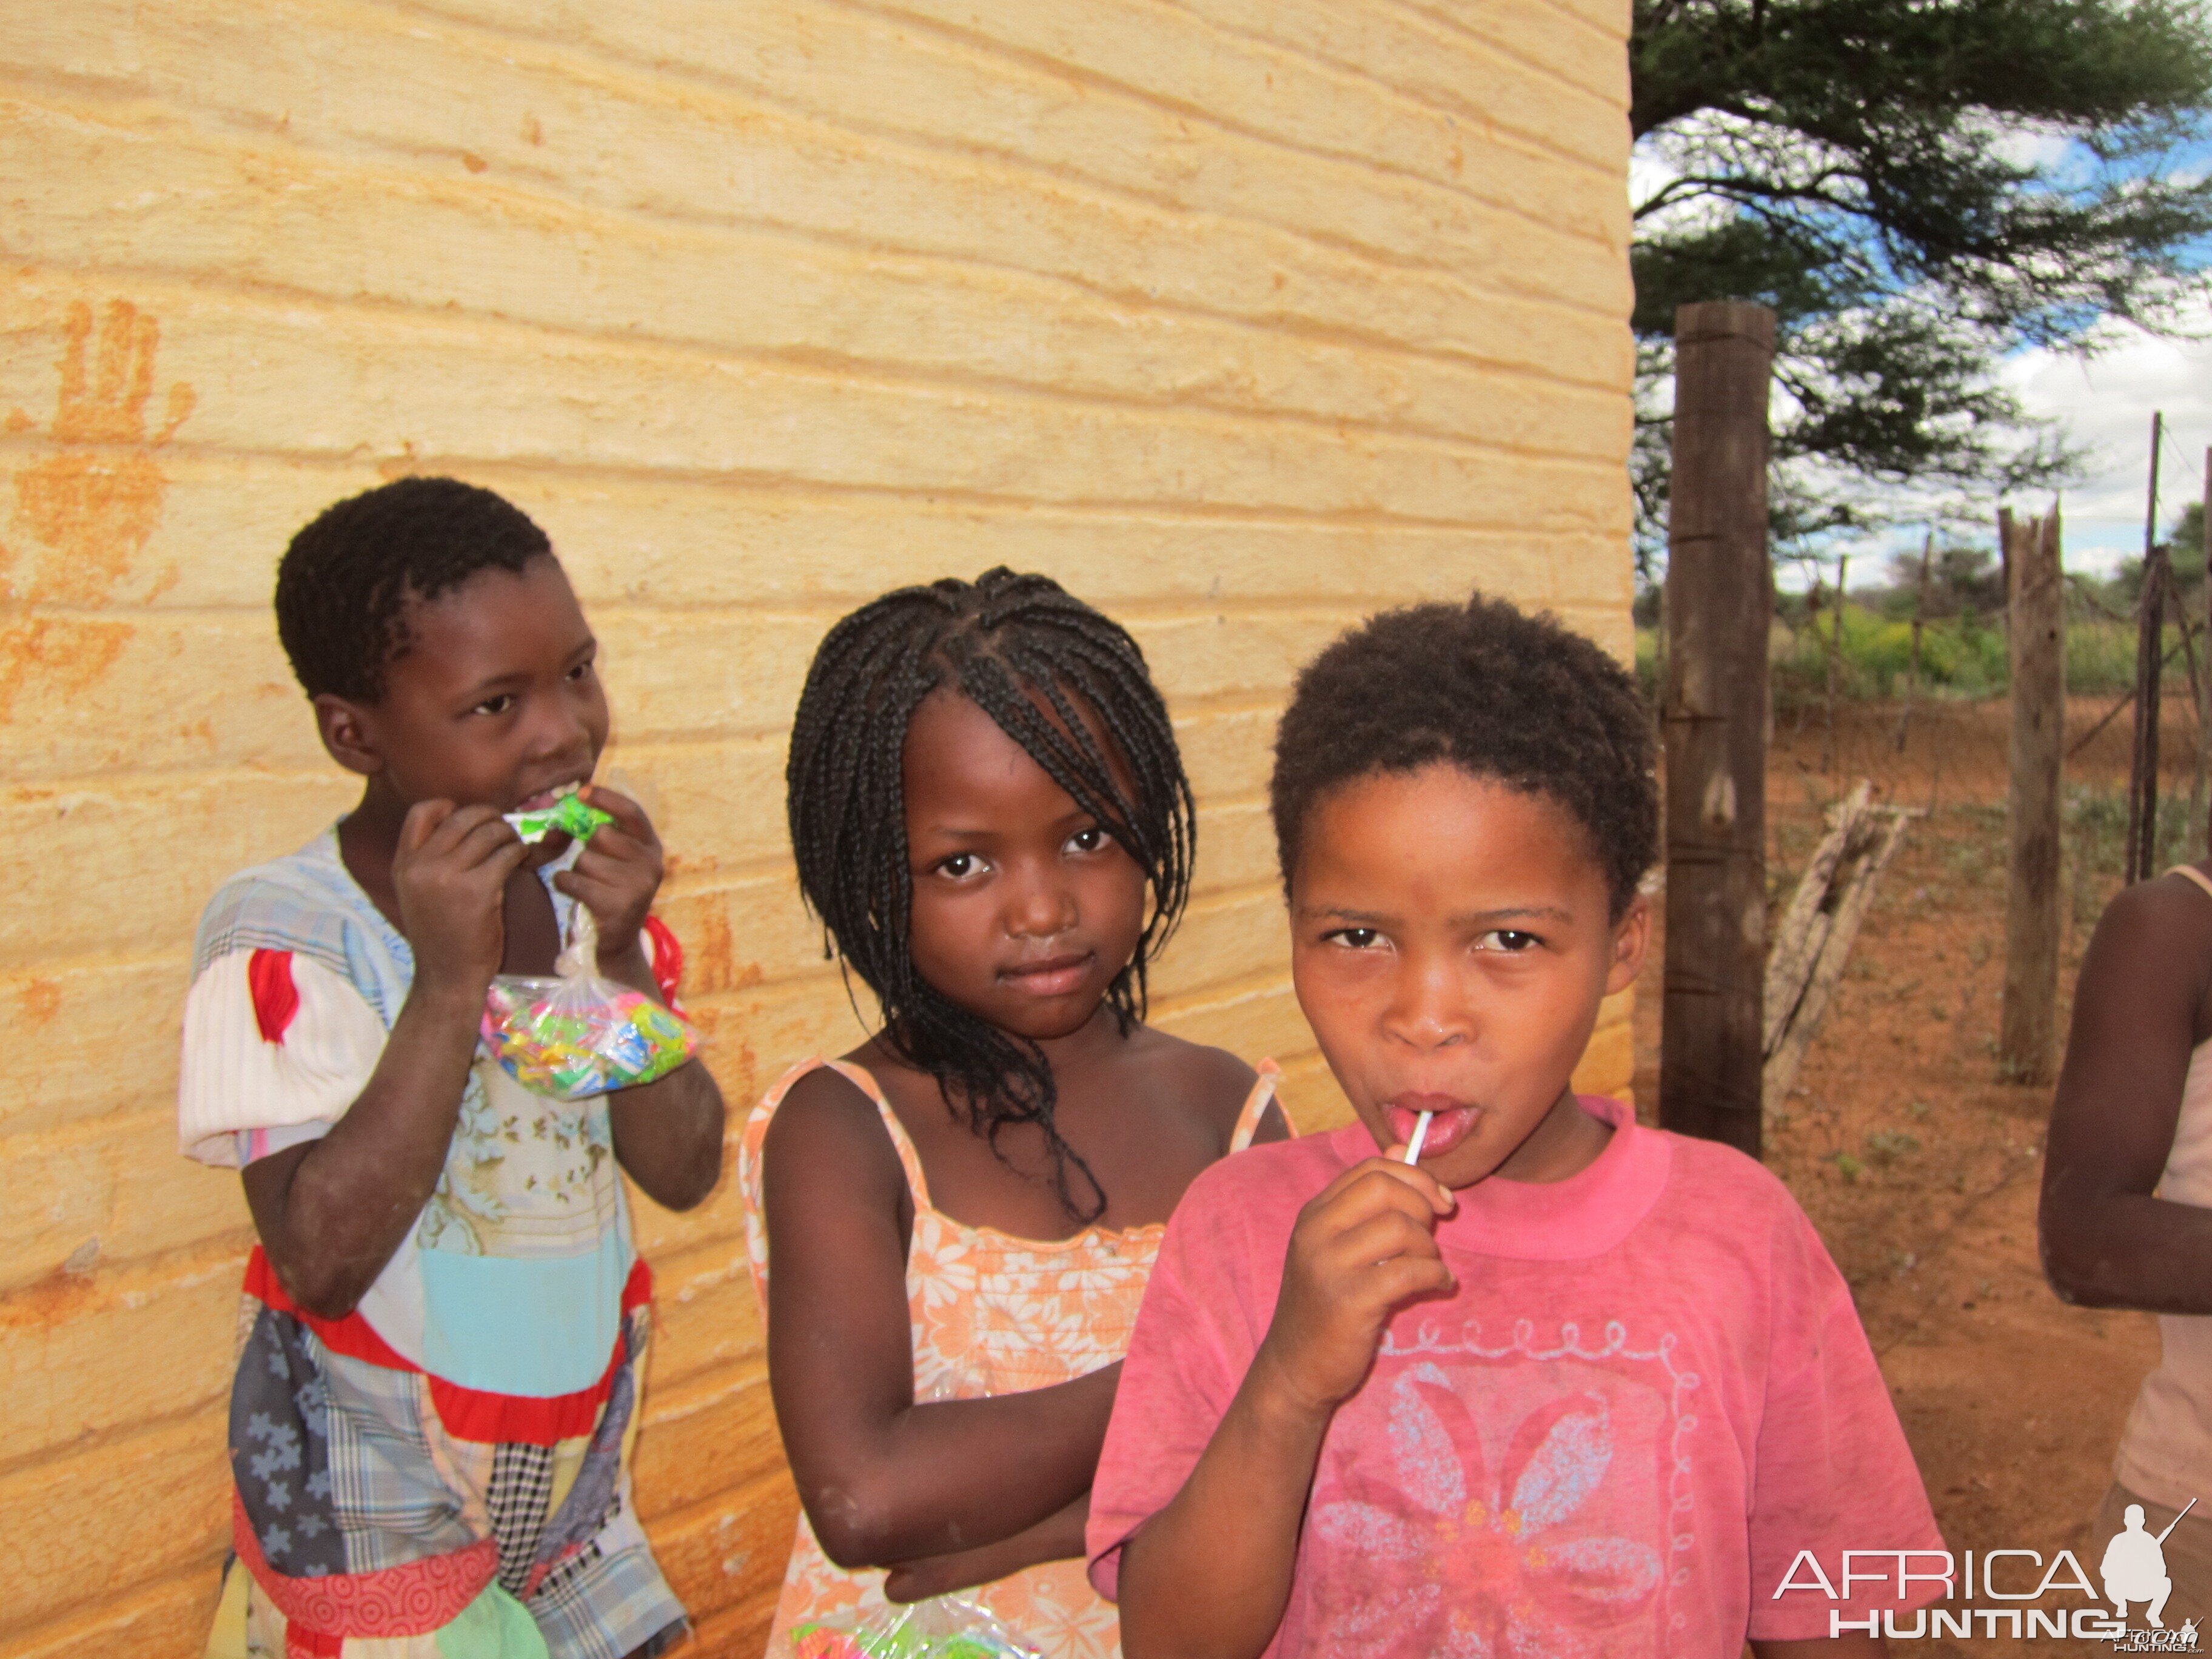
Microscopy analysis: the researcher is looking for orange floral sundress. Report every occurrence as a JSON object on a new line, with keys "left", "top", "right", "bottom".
{"left": 738, "top": 1056, "right": 1281, "bottom": 1659}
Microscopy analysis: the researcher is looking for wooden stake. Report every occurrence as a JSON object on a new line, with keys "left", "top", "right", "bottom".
{"left": 1823, "top": 554, "right": 1848, "bottom": 773}
{"left": 2128, "top": 412, "right": 2166, "bottom": 883}
{"left": 2180, "top": 576, "right": 2208, "bottom": 860}
{"left": 1661, "top": 301, "right": 1775, "bottom": 1157}
{"left": 1763, "top": 800, "right": 1912, "bottom": 1111}
{"left": 1895, "top": 530, "right": 1932, "bottom": 752}
{"left": 2202, "top": 446, "right": 2211, "bottom": 859}
{"left": 2001, "top": 504, "right": 2065, "bottom": 1084}
{"left": 1765, "top": 779, "right": 1874, "bottom": 1056}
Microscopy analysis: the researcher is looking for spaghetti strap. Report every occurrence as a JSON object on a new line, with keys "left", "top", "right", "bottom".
{"left": 2171, "top": 865, "right": 2212, "bottom": 903}
{"left": 1228, "top": 1059, "right": 1286, "bottom": 1151}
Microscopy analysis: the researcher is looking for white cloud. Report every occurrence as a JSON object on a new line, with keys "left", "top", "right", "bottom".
{"left": 1990, "top": 127, "right": 2074, "bottom": 172}
{"left": 2006, "top": 312, "right": 2212, "bottom": 576}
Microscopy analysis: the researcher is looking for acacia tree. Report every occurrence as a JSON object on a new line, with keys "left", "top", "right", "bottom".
{"left": 1632, "top": 0, "right": 2212, "bottom": 571}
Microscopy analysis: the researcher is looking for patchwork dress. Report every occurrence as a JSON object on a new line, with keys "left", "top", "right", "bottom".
{"left": 181, "top": 828, "right": 689, "bottom": 1659}
{"left": 738, "top": 1056, "right": 1281, "bottom": 1659}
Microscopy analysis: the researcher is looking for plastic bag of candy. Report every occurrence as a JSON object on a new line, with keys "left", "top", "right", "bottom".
{"left": 790, "top": 1596, "right": 1041, "bottom": 1659}
{"left": 480, "top": 904, "right": 699, "bottom": 1099}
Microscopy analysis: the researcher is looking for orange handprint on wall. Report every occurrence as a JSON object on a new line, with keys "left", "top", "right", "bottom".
{"left": 0, "top": 298, "right": 196, "bottom": 722}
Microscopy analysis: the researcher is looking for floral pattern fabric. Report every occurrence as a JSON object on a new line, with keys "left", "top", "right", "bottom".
{"left": 739, "top": 1057, "right": 1280, "bottom": 1659}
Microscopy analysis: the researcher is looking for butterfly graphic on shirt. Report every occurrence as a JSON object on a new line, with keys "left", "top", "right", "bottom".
{"left": 1305, "top": 1356, "right": 1674, "bottom": 1658}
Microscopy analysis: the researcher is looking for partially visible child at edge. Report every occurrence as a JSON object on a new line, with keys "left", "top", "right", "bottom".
{"left": 179, "top": 478, "right": 725, "bottom": 1658}
{"left": 1087, "top": 595, "right": 1945, "bottom": 1658}
{"left": 737, "top": 569, "right": 1289, "bottom": 1658}
{"left": 2042, "top": 857, "right": 2212, "bottom": 1628}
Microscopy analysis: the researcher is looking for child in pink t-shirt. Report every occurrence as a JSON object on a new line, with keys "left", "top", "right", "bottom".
{"left": 1087, "top": 596, "right": 1943, "bottom": 1658}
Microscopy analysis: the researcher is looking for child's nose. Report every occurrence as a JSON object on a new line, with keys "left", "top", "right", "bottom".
{"left": 1382, "top": 957, "right": 1472, "bottom": 1050}
{"left": 1004, "top": 861, "right": 1079, "bottom": 939}
{"left": 526, "top": 694, "right": 594, "bottom": 761}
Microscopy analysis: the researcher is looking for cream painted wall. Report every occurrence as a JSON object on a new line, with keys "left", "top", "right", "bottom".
{"left": 0, "top": 2, "right": 1635, "bottom": 1651}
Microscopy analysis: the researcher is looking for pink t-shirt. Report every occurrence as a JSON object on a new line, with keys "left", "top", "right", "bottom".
{"left": 1087, "top": 1097, "right": 1943, "bottom": 1656}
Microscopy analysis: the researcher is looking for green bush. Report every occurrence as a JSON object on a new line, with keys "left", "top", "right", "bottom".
{"left": 1634, "top": 605, "right": 2196, "bottom": 705}
{"left": 1770, "top": 608, "right": 2007, "bottom": 705}
{"left": 1635, "top": 628, "right": 1660, "bottom": 703}
{"left": 2069, "top": 618, "right": 2149, "bottom": 696}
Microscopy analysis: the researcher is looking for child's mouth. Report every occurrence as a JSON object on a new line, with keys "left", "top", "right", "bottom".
{"left": 1385, "top": 1098, "right": 1481, "bottom": 1159}
{"left": 1000, "top": 951, "right": 1094, "bottom": 997}
{"left": 512, "top": 780, "right": 586, "bottom": 814}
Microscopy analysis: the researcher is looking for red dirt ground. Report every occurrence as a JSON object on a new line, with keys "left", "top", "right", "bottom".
{"left": 1634, "top": 695, "right": 2205, "bottom": 1656}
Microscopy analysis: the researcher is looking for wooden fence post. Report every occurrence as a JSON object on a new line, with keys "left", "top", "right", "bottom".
{"left": 2128, "top": 412, "right": 2167, "bottom": 883}
{"left": 2202, "top": 446, "right": 2211, "bottom": 860}
{"left": 1894, "top": 530, "right": 1932, "bottom": 752}
{"left": 1661, "top": 300, "right": 1776, "bottom": 1156}
{"left": 2001, "top": 504, "right": 2064, "bottom": 1084}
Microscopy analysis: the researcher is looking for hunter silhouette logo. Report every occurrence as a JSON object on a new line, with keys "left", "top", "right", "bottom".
{"left": 2105, "top": 1501, "right": 2196, "bottom": 1633}
{"left": 2105, "top": 1504, "right": 2194, "bottom": 1654}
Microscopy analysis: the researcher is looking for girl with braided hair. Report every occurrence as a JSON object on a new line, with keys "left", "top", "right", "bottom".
{"left": 738, "top": 568, "right": 1288, "bottom": 1658}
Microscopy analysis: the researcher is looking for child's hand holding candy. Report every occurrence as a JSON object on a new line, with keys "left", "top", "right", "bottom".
{"left": 392, "top": 799, "right": 534, "bottom": 1000}
{"left": 550, "top": 785, "right": 668, "bottom": 994}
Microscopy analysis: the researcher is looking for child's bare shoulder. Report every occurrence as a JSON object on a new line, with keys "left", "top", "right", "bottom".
{"left": 2099, "top": 868, "right": 2212, "bottom": 956}
{"left": 1121, "top": 1027, "right": 1265, "bottom": 1139}
{"left": 759, "top": 1059, "right": 908, "bottom": 1194}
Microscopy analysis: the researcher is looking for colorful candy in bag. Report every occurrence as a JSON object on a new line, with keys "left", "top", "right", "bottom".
{"left": 480, "top": 905, "right": 699, "bottom": 1099}
{"left": 790, "top": 1596, "right": 1040, "bottom": 1659}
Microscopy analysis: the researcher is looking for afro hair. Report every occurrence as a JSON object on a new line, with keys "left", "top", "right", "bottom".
{"left": 1269, "top": 592, "right": 1657, "bottom": 917}
{"left": 273, "top": 476, "right": 554, "bottom": 702}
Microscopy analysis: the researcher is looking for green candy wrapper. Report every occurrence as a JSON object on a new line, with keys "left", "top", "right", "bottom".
{"left": 506, "top": 789, "right": 614, "bottom": 845}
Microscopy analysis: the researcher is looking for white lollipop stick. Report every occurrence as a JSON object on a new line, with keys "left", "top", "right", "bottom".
{"left": 1402, "top": 1110, "right": 1435, "bottom": 1165}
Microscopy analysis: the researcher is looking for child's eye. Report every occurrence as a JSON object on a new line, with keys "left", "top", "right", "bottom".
{"left": 1324, "top": 927, "right": 1384, "bottom": 950}
{"left": 1477, "top": 929, "right": 1541, "bottom": 953}
{"left": 1067, "top": 826, "right": 1110, "bottom": 854}
{"left": 566, "top": 659, "right": 595, "bottom": 683}
{"left": 934, "top": 852, "right": 990, "bottom": 880}
{"left": 472, "top": 693, "right": 516, "bottom": 717}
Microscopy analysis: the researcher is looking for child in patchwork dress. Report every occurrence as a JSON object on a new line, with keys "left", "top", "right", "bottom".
{"left": 739, "top": 571, "right": 1289, "bottom": 1658}
{"left": 180, "top": 478, "right": 726, "bottom": 1658}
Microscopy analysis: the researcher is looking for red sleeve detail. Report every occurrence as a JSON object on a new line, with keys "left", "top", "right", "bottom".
{"left": 247, "top": 949, "right": 300, "bottom": 1045}
{"left": 642, "top": 915, "right": 685, "bottom": 1011}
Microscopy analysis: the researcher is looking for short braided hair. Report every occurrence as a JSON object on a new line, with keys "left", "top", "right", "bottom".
{"left": 274, "top": 477, "right": 553, "bottom": 702}
{"left": 1270, "top": 593, "right": 1657, "bottom": 917}
{"left": 786, "top": 568, "right": 1196, "bottom": 1222}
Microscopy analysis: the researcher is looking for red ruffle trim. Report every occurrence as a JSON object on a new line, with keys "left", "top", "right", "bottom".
{"left": 243, "top": 1247, "right": 652, "bottom": 1446}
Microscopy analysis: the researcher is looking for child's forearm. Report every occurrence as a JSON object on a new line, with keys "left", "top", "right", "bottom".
{"left": 2041, "top": 1185, "right": 2212, "bottom": 1312}
{"left": 608, "top": 1064, "right": 725, "bottom": 1209}
{"left": 883, "top": 1491, "right": 1091, "bottom": 1603}
{"left": 240, "top": 975, "right": 487, "bottom": 1318}
{"left": 789, "top": 1362, "right": 1119, "bottom": 1569}
{"left": 1116, "top": 1350, "right": 1333, "bottom": 1659}
{"left": 598, "top": 939, "right": 725, "bottom": 1210}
